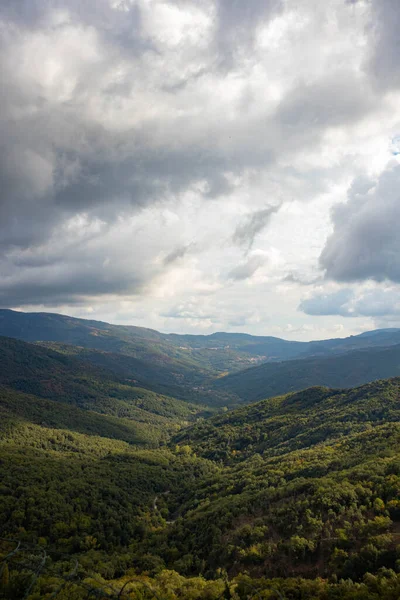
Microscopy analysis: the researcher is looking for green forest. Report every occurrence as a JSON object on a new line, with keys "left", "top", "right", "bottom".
{"left": 2, "top": 326, "right": 400, "bottom": 598}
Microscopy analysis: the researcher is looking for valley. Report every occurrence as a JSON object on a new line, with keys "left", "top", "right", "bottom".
{"left": 1, "top": 311, "right": 400, "bottom": 598}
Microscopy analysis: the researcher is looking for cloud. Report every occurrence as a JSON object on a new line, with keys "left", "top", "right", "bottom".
{"left": 215, "top": 0, "right": 282, "bottom": 68}
{"left": 277, "top": 72, "right": 375, "bottom": 131}
{"left": 320, "top": 163, "right": 400, "bottom": 283}
{"left": 232, "top": 206, "right": 280, "bottom": 249}
{"left": 161, "top": 300, "right": 215, "bottom": 321}
{"left": 0, "top": 209, "right": 188, "bottom": 306}
{"left": 352, "top": 289, "right": 400, "bottom": 317}
{"left": 300, "top": 287, "right": 400, "bottom": 319}
{"left": 0, "top": 0, "right": 376, "bottom": 257}
{"left": 227, "top": 253, "right": 267, "bottom": 281}
{"left": 299, "top": 289, "right": 354, "bottom": 317}
{"left": 162, "top": 244, "right": 196, "bottom": 266}
{"left": 283, "top": 272, "right": 322, "bottom": 286}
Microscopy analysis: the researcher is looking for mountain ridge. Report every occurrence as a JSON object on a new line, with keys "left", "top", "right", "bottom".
{"left": 3, "top": 308, "right": 400, "bottom": 361}
{"left": 213, "top": 342, "right": 400, "bottom": 402}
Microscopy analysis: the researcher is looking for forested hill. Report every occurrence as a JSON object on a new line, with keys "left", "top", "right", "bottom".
{"left": 213, "top": 342, "right": 400, "bottom": 402}
{"left": 0, "top": 336, "right": 205, "bottom": 444}
{"left": 2, "top": 376, "right": 400, "bottom": 598}
{"left": 175, "top": 378, "right": 400, "bottom": 462}
{"left": 163, "top": 378, "right": 400, "bottom": 586}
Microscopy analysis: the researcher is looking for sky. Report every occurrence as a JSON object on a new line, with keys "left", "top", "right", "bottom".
{"left": 1, "top": 0, "right": 400, "bottom": 340}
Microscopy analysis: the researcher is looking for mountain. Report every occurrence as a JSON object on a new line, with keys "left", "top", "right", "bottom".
{"left": 2, "top": 308, "right": 400, "bottom": 371}
{"left": 0, "top": 309, "right": 280, "bottom": 371}
{"left": 303, "top": 327, "right": 400, "bottom": 356}
{"left": 2, "top": 306, "right": 400, "bottom": 411}
{"left": 0, "top": 309, "right": 282, "bottom": 404}
{"left": 169, "top": 327, "right": 400, "bottom": 359}
{"left": 0, "top": 386, "right": 165, "bottom": 445}
{"left": 213, "top": 342, "right": 400, "bottom": 402}
{"left": 3, "top": 308, "right": 400, "bottom": 410}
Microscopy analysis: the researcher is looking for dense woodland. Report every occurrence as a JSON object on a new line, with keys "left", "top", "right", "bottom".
{"left": 2, "top": 319, "right": 400, "bottom": 598}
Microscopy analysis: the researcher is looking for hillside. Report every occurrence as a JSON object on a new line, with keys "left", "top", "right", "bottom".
{"left": 0, "top": 387, "right": 167, "bottom": 445}
{"left": 3, "top": 308, "right": 400, "bottom": 411}
{"left": 164, "top": 379, "right": 400, "bottom": 580}
{"left": 175, "top": 378, "right": 400, "bottom": 461}
{"left": 213, "top": 343, "right": 400, "bottom": 402}
{"left": 0, "top": 416, "right": 219, "bottom": 596}
{"left": 2, "top": 377, "right": 400, "bottom": 598}
{"left": 37, "top": 341, "right": 235, "bottom": 406}
{"left": 0, "top": 336, "right": 205, "bottom": 443}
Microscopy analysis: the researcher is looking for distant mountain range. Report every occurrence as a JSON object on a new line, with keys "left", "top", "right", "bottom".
{"left": 213, "top": 342, "right": 400, "bottom": 402}
{"left": 2, "top": 309, "right": 400, "bottom": 407}
{"left": 2, "top": 307, "right": 400, "bottom": 363}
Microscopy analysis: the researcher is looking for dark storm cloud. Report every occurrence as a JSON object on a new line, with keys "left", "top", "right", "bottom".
{"left": 320, "top": 164, "right": 400, "bottom": 283}
{"left": 0, "top": 92, "right": 235, "bottom": 250}
{"left": 0, "top": 0, "right": 53, "bottom": 27}
{"left": 0, "top": 0, "right": 146, "bottom": 53}
{"left": 232, "top": 206, "right": 279, "bottom": 250}
{"left": 0, "top": 263, "right": 147, "bottom": 307}
{"left": 0, "top": 0, "right": 282, "bottom": 305}
{"left": 0, "top": 0, "right": 375, "bottom": 253}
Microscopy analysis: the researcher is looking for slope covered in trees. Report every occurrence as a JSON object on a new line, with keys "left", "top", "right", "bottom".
{"left": 155, "top": 380, "right": 400, "bottom": 585}
{"left": 37, "top": 341, "right": 235, "bottom": 406}
{"left": 2, "top": 376, "right": 400, "bottom": 598}
{"left": 175, "top": 379, "right": 400, "bottom": 461}
{"left": 0, "top": 309, "right": 278, "bottom": 375}
{"left": 0, "top": 336, "right": 206, "bottom": 444}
